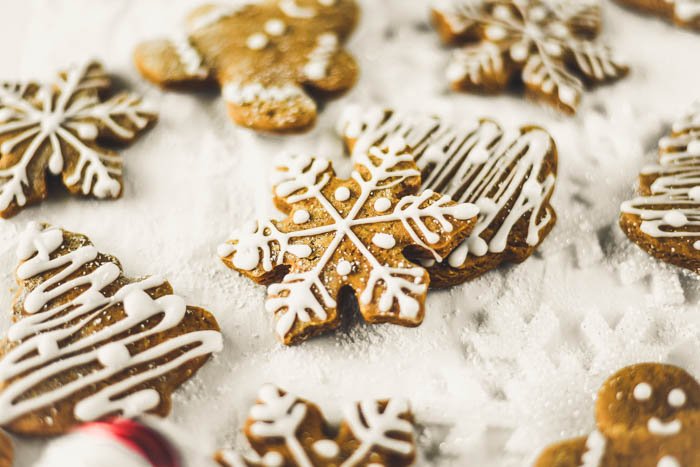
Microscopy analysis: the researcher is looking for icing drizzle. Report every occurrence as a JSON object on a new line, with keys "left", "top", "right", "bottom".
{"left": 0, "top": 62, "right": 155, "bottom": 213}
{"left": 0, "top": 223, "right": 222, "bottom": 427}
{"left": 338, "top": 107, "right": 555, "bottom": 268}
{"left": 219, "top": 140, "right": 477, "bottom": 340}
{"left": 621, "top": 101, "right": 700, "bottom": 247}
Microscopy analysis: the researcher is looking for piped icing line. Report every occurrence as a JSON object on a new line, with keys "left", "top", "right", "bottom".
{"left": 579, "top": 430, "right": 606, "bottom": 467}
{"left": 303, "top": 33, "right": 339, "bottom": 80}
{"left": 219, "top": 140, "right": 477, "bottom": 339}
{"left": 223, "top": 81, "right": 307, "bottom": 105}
{"left": 0, "top": 62, "right": 155, "bottom": 211}
{"left": 338, "top": 107, "right": 555, "bottom": 267}
{"left": 171, "top": 33, "right": 208, "bottom": 78}
{"left": 0, "top": 223, "right": 223, "bottom": 425}
{"left": 279, "top": 0, "right": 317, "bottom": 18}
{"left": 620, "top": 102, "right": 700, "bottom": 247}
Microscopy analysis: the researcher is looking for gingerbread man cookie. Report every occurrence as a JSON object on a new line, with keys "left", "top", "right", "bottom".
{"left": 615, "top": 0, "right": 700, "bottom": 31}
{"left": 215, "top": 384, "right": 416, "bottom": 467}
{"left": 535, "top": 363, "right": 700, "bottom": 466}
{"left": 0, "top": 431, "right": 11, "bottom": 467}
{"left": 339, "top": 107, "right": 557, "bottom": 287}
{"left": 0, "top": 61, "right": 157, "bottom": 219}
{"left": 431, "top": 0, "right": 628, "bottom": 113}
{"left": 620, "top": 101, "right": 700, "bottom": 274}
{"left": 0, "top": 223, "right": 223, "bottom": 436}
{"left": 218, "top": 138, "right": 478, "bottom": 345}
{"left": 134, "top": 0, "right": 358, "bottom": 132}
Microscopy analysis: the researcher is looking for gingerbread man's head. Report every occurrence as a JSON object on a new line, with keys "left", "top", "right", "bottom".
{"left": 134, "top": 0, "right": 359, "bottom": 132}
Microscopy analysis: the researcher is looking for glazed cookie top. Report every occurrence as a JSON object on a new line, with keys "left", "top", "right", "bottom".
{"left": 0, "top": 223, "right": 222, "bottom": 436}
{"left": 134, "top": 0, "right": 359, "bottom": 132}
{"left": 0, "top": 61, "right": 156, "bottom": 218}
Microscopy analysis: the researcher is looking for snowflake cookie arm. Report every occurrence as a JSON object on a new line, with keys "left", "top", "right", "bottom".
{"left": 431, "top": 0, "right": 487, "bottom": 43}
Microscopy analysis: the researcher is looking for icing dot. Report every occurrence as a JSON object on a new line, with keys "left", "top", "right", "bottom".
{"left": 633, "top": 382, "right": 652, "bottom": 401}
{"left": 658, "top": 455, "right": 681, "bottom": 467}
{"left": 288, "top": 244, "right": 312, "bottom": 259}
{"left": 246, "top": 33, "right": 268, "bottom": 50}
{"left": 264, "top": 19, "right": 286, "bottom": 36}
{"left": 694, "top": 240, "right": 700, "bottom": 250}
{"left": 467, "top": 147, "right": 489, "bottom": 164}
{"left": 75, "top": 122, "right": 98, "bottom": 140}
{"left": 233, "top": 248, "right": 261, "bottom": 270}
{"left": 262, "top": 452, "right": 284, "bottom": 467}
{"left": 37, "top": 335, "right": 59, "bottom": 359}
{"left": 313, "top": 439, "right": 340, "bottom": 458}
{"left": 522, "top": 179, "right": 542, "bottom": 200}
{"left": 446, "top": 62, "right": 467, "bottom": 82}
{"left": 334, "top": 186, "right": 350, "bottom": 201}
{"left": 372, "top": 233, "right": 396, "bottom": 249}
{"left": 292, "top": 209, "right": 310, "bottom": 224}
{"left": 97, "top": 342, "right": 131, "bottom": 369}
{"left": 336, "top": 260, "right": 352, "bottom": 276}
{"left": 689, "top": 186, "right": 700, "bottom": 201}
{"left": 663, "top": 211, "right": 688, "bottom": 228}
{"left": 373, "top": 197, "right": 392, "bottom": 212}
{"left": 668, "top": 388, "right": 686, "bottom": 408}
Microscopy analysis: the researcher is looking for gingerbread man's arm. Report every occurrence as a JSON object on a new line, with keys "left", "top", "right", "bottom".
{"left": 534, "top": 436, "right": 589, "bottom": 467}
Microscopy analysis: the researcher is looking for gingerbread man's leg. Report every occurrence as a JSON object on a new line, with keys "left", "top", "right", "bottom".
{"left": 534, "top": 436, "right": 590, "bottom": 467}
{"left": 300, "top": 44, "right": 358, "bottom": 94}
{"left": 134, "top": 38, "right": 215, "bottom": 89}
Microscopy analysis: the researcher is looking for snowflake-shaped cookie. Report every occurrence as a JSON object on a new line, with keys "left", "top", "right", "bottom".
{"left": 0, "top": 223, "right": 222, "bottom": 435}
{"left": 432, "top": 0, "right": 628, "bottom": 113}
{"left": 215, "top": 384, "right": 416, "bottom": 467}
{"left": 134, "top": 0, "right": 358, "bottom": 132}
{"left": 620, "top": 101, "right": 700, "bottom": 274}
{"left": 616, "top": 0, "right": 700, "bottom": 31}
{"left": 0, "top": 61, "right": 157, "bottom": 218}
{"left": 218, "top": 138, "right": 478, "bottom": 344}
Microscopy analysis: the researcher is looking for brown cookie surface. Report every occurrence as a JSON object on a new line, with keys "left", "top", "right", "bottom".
{"left": 0, "top": 223, "right": 222, "bottom": 436}
{"left": 620, "top": 101, "right": 700, "bottom": 274}
{"left": 134, "top": 0, "right": 358, "bottom": 133}
{"left": 0, "top": 61, "right": 157, "bottom": 219}
{"left": 0, "top": 431, "right": 11, "bottom": 467}
{"left": 338, "top": 107, "right": 557, "bottom": 287}
{"left": 218, "top": 139, "right": 478, "bottom": 344}
{"left": 431, "top": 0, "right": 628, "bottom": 113}
{"left": 615, "top": 0, "right": 700, "bottom": 30}
{"left": 215, "top": 384, "right": 416, "bottom": 466}
{"left": 535, "top": 363, "right": 700, "bottom": 466}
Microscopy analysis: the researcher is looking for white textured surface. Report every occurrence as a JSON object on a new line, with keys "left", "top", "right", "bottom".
{"left": 1, "top": 0, "right": 700, "bottom": 465}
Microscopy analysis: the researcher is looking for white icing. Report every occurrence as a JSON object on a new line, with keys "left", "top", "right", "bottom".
{"left": 668, "top": 388, "right": 687, "bottom": 407}
{"left": 264, "top": 19, "right": 286, "bottom": 36}
{"left": 658, "top": 456, "right": 681, "bottom": 467}
{"left": 246, "top": 32, "right": 269, "bottom": 50}
{"left": 246, "top": 385, "right": 413, "bottom": 467}
{"left": 293, "top": 209, "right": 310, "bottom": 224}
{"left": 647, "top": 417, "right": 682, "bottom": 436}
{"left": 219, "top": 145, "right": 477, "bottom": 338}
{"left": 621, "top": 102, "right": 700, "bottom": 243}
{"left": 675, "top": 0, "right": 700, "bottom": 22}
{"left": 223, "top": 81, "right": 305, "bottom": 105}
{"left": 303, "top": 33, "right": 339, "bottom": 80}
{"left": 0, "top": 62, "right": 155, "bottom": 212}
{"left": 171, "top": 33, "right": 208, "bottom": 78}
{"left": 372, "top": 233, "right": 396, "bottom": 249}
{"left": 279, "top": 0, "right": 316, "bottom": 18}
{"left": 339, "top": 107, "right": 554, "bottom": 267}
{"left": 336, "top": 259, "right": 352, "bottom": 276}
{"left": 633, "top": 382, "right": 653, "bottom": 400}
{"left": 579, "top": 429, "right": 606, "bottom": 467}
{"left": 0, "top": 223, "right": 223, "bottom": 425}
{"left": 334, "top": 185, "right": 351, "bottom": 201}
{"left": 374, "top": 197, "right": 392, "bottom": 212}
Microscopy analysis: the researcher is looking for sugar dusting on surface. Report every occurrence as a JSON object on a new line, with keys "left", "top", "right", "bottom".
{"left": 1, "top": 1, "right": 700, "bottom": 465}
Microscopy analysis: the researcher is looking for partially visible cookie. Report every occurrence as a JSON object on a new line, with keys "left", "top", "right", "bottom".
{"left": 0, "top": 223, "right": 223, "bottom": 436}
{"left": 215, "top": 384, "right": 416, "bottom": 467}
{"left": 0, "top": 431, "right": 11, "bottom": 467}
{"left": 338, "top": 107, "right": 557, "bottom": 287}
{"left": 535, "top": 363, "right": 700, "bottom": 466}
{"left": 615, "top": 0, "right": 700, "bottom": 30}
{"left": 431, "top": 0, "right": 628, "bottom": 113}
{"left": 218, "top": 139, "right": 478, "bottom": 344}
{"left": 134, "top": 0, "right": 359, "bottom": 132}
{"left": 0, "top": 61, "right": 157, "bottom": 218}
{"left": 620, "top": 101, "right": 700, "bottom": 274}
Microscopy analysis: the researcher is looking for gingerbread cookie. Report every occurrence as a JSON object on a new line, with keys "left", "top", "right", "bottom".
{"left": 0, "top": 431, "right": 11, "bottom": 467}
{"left": 620, "top": 101, "right": 700, "bottom": 274}
{"left": 215, "top": 384, "right": 416, "bottom": 467}
{"left": 0, "top": 223, "right": 223, "bottom": 436}
{"left": 615, "top": 0, "right": 700, "bottom": 31}
{"left": 218, "top": 138, "right": 478, "bottom": 344}
{"left": 0, "top": 61, "right": 157, "bottom": 219}
{"left": 134, "top": 0, "right": 358, "bottom": 133}
{"left": 338, "top": 107, "right": 557, "bottom": 287}
{"left": 431, "top": 0, "right": 628, "bottom": 113}
{"left": 535, "top": 363, "right": 700, "bottom": 466}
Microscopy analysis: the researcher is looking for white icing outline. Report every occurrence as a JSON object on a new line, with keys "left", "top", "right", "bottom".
{"left": 0, "top": 62, "right": 155, "bottom": 212}
{"left": 0, "top": 223, "right": 223, "bottom": 425}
